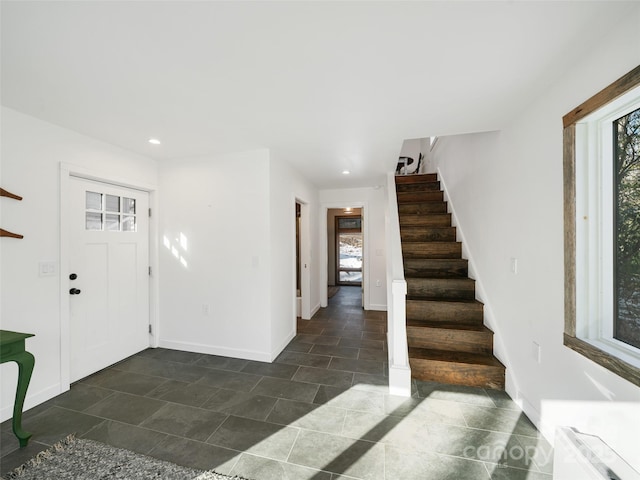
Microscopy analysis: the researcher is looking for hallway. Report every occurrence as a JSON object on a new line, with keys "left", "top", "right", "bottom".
{"left": 1, "top": 287, "right": 552, "bottom": 479}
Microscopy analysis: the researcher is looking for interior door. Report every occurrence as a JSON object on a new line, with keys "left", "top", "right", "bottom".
{"left": 69, "top": 177, "right": 150, "bottom": 382}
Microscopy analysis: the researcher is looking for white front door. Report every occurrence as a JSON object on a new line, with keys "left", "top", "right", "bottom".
{"left": 69, "top": 176, "right": 150, "bottom": 382}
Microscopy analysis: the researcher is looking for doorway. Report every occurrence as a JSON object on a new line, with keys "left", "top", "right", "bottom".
{"left": 68, "top": 176, "right": 150, "bottom": 382}
{"left": 336, "top": 214, "right": 362, "bottom": 286}
{"left": 327, "top": 207, "right": 363, "bottom": 308}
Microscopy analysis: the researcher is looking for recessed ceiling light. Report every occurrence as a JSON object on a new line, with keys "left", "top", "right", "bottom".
{"left": 342, "top": 170, "right": 350, "bottom": 175}
{"left": 148, "top": 138, "right": 161, "bottom": 145}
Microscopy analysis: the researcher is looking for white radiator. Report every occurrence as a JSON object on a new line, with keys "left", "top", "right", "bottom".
{"left": 554, "top": 427, "right": 640, "bottom": 480}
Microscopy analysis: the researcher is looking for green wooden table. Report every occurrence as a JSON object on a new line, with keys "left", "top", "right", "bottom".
{"left": 0, "top": 330, "right": 35, "bottom": 447}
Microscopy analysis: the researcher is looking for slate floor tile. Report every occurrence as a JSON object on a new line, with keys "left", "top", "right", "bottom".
{"left": 415, "top": 380, "right": 496, "bottom": 407}
{"left": 149, "top": 435, "right": 240, "bottom": 473}
{"left": 83, "top": 369, "right": 168, "bottom": 396}
{"left": 288, "top": 430, "right": 385, "bottom": 480}
{"left": 275, "top": 351, "right": 331, "bottom": 369}
{"left": 21, "top": 406, "right": 104, "bottom": 446}
{"left": 460, "top": 404, "right": 539, "bottom": 437}
{"left": 266, "top": 398, "right": 347, "bottom": 434}
{"left": 82, "top": 419, "right": 168, "bottom": 454}
{"left": 385, "top": 445, "right": 490, "bottom": 480}
{"left": 486, "top": 465, "right": 552, "bottom": 479}
{"left": 293, "top": 366, "right": 354, "bottom": 388}
{"left": 207, "top": 415, "right": 299, "bottom": 461}
{"left": 328, "top": 358, "right": 384, "bottom": 375}
{"left": 115, "top": 356, "right": 208, "bottom": 383}
{"left": 50, "top": 383, "right": 114, "bottom": 411}
{"left": 252, "top": 377, "right": 320, "bottom": 403}
{"left": 197, "top": 369, "right": 262, "bottom": 392}
{"left": 314, "top": 386, "right": 385, "bottom": 414}
{"left": 195, "top": 355, "right": 249, "bottom": 372}
{"left": 241, "top": 360, "right": 299, "bottom": 379}
{"left": 310, "top": 344, "right": 359, "bottom": 359}
{"left": 147, "top": 348, "right": 204, "bottom": 364}
{"left": 140, "top": 403, "right": 228, "bottom": 441}
{"left": 231, "top": 453, "right": 332, "bottom": 480}
{"left": 146, "top": 380, "right": 219, "bottom": 407}
{"left": 84, "top": 391, "right": 166, "bottom": 425}
{"left": 202, "top": 389, "right": 278, "bottom": 421}
{"left": 295, "top": 334, "right": 341, "bottom": 346}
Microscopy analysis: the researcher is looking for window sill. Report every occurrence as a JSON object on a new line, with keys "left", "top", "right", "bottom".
{"left": 564, "top": 334, "right": 640, "bottom": 387}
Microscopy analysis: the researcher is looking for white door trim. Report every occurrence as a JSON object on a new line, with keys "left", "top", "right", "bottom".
{"left": 319, "top": 201, "right": 370, "bottom": 310}
{"left": 294, "top": 196, "right": 312, "bottom": 320}
{"left": 59, "top": 162, "right": 158, "bottom": 392}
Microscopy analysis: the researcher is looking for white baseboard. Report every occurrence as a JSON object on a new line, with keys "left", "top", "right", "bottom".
{"left": 271, "top": 331, "right": 296, "bottom": 362}
{"left": 368, "top": 303, "right": 387, "bottom": 312}
{"left": 310, "top": 302, "right": 321, "bottom": 318}
{"left": 158, "top": 340, "right": 271, "bottom": 362}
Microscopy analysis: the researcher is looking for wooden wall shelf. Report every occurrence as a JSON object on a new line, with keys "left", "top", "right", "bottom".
{"left": 0, "top": 188, "right": 23, "bottom": 201}
{"left": 0, "top": 229, "right": 24, "bottom": 239}
{"left": 1, "top": 187, "right": 24, "bottom": 238}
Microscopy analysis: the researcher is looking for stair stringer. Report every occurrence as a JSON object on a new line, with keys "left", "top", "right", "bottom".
{"left": 435, "top": 167, "right": 519, "bottom": 399}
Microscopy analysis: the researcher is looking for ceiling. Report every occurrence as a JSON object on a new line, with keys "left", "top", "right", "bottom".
{"left": 1, "top": 1, "right": 635, "bottom": 188}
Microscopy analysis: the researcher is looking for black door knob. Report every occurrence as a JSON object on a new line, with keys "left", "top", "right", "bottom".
{"left": 69, "top": 288, "right": 81, "bottom": 295}
{"left": 69, "top": 273, "right": 78, "bottom": 280}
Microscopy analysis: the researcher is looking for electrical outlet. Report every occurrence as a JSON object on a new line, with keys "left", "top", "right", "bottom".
{"left": 376, "top": 279, "right": 381, "bottom": 287}
{"left": 202, "top": 304, "right": 210, "bottom": 315}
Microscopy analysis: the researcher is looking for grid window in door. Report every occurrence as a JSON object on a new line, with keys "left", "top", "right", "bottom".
{"left": 85, "top": 191, "right": 137, "bottom": 232}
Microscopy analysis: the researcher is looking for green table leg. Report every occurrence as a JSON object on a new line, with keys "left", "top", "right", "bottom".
{"left": 8, "top": 351, "right": 35, "bottom": 447}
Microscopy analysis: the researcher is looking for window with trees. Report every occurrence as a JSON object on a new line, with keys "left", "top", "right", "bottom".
{"left": 564, "top": 65, "right": 640, "bottom": 386}
{"left": 614, "top": 106, "right": 640, "bottom": 349}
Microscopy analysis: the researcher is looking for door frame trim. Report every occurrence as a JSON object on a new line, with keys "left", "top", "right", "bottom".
{"left": 320, "top": 201, "right": 370, "bottom": 309}
{"left": 59, "top": 162, "right": 158, "bottom": 391}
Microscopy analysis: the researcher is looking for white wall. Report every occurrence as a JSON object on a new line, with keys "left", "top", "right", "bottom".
{"left": 158, "top": 150, "right": 320, "bottom": 362}
{"left": 0, "top": 107, "right": 158, "bottom": 421}
{"left": 427, "top": 7, "right": 640, "bottom": 468}
{"left": 157, "top": 150, "right": 272, "bottom": 360}
{"left": 268, "top": 155, "right": 320, "bottom": 355}
{"left": 319, "top": 187, "right": 387, "bottom": 311}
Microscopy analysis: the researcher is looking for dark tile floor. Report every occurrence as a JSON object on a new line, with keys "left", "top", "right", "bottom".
{"left": 0, "top": 287, "right": 553, "bottom": 479}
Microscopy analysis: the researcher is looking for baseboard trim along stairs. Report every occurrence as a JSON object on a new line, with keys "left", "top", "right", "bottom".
{"left": 396, "top": 173, "right": 505, "bottom": 389}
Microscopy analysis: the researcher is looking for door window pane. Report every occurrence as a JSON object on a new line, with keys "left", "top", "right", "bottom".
{"left": 105, "top": 214, "right": 120, "bottom": 231}
{"left": 86, "top": 212, "right": 103, "bottom": 230}
{"left": 105, "top": 195, "right": 120, "bottom": 213}
{"left": 86, "top": 191, "right": 102, "bottom": 211}
{"left": 122, "top": 215, "right": 136, "bottom": 232}
{"left": 123, "top": 197, "right": 136, "bottom": 214}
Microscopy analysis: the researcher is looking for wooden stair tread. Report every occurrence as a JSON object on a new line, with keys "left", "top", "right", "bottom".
{"left": 395, "top": 174, "right": 438, "bottom": 184}
{"left": 409, "top": 347, "right": 505, "bottom": 368}
{"left": 406, "top": 319, "right": 490, "bottom": 332}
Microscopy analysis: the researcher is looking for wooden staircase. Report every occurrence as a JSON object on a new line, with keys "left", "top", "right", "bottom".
{"left": 396, "top": 173, "right": 505, "bottom": 389}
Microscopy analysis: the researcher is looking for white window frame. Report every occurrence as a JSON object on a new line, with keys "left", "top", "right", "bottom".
{"left": 575, "top": 85, "right": 640, "bottom": 368}
{"left": 564, "top": 65, "right": 640, "bottom": 387}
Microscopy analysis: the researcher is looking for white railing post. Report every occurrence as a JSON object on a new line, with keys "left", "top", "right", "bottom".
{"left": 386, "top": 172, "right": 412, "bottom": 397}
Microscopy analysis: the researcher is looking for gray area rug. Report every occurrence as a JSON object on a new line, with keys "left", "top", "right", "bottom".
{"left": 2, "top": 436, "right": 250, "bottom": 480}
